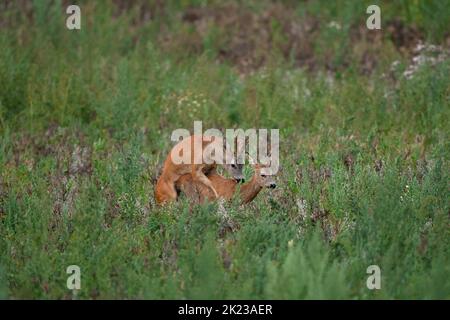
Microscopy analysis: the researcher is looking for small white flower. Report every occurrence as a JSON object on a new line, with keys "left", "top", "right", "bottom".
{"left": 423, "top": 219, "right": 433, "bottom": 230}
{"left": 296, "top": 198, "right": 308, "bottom": 220}
{"left": 327, "top": 21, "right": 342, "bottom": 30}
{"left": 288, "top": 240, "right": 294, "bottom": 248}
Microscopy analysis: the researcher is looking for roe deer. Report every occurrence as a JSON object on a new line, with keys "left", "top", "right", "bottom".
{"left": 175, "top": 163, "right": 277, "bottom": 205}
{"left": 155, "top": 135, "right": 244, "bottom": 205}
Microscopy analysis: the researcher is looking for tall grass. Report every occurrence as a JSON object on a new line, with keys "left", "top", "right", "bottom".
{"left": 0, "top": 0, "right": 449, "bottom": 299}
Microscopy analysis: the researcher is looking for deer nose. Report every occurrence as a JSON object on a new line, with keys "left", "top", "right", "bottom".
{"left": 235, "top": 178, "right": 245, "bottom": 183}
{"left": 269, "top": 183, "right": 277, "bottom": 189}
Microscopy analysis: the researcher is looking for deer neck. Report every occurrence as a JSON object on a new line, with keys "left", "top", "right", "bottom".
{"left": 240, "top": 175, "right": 263, "bottom": 204}
{"left": 160, "top": 170, "right": 176, "bottom": 184}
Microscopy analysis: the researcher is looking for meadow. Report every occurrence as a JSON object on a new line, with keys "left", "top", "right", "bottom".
{"left": 0, "top": 0, "right": 449, "bottom": 299}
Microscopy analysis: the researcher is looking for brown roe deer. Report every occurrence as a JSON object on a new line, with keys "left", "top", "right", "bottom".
{"left": 175, "top": 163, "right": 277, "bottom": 204}
{"left": 155, "top": 135, "right": 244, "bottom": 205}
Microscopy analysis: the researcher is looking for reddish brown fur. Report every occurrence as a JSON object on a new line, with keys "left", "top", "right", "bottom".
{"left": 175, "top": 164, "right": 276, "bottom": 204}
{"left": 155, "top": 135, "right": 221, "bottom": 205}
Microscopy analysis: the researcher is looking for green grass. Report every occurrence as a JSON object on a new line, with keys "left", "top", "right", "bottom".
{"left": 0, "top": 0, "right": 449, "bottom": 299}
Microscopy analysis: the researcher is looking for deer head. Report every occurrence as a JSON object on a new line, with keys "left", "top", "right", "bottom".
{"left": 222, "top": 136, "right": 245, "bottom": 183}
{"left": 253, "top": 163, "right": 277, "bottom": 189}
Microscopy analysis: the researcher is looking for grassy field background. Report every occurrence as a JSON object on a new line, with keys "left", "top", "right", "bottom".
{"left": 0, "top": 0, "right": 449, "bottom": 299}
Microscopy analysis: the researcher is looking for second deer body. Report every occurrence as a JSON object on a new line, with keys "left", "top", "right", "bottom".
{"left": 175, "top": 164, "right": 277, "bottom": 204}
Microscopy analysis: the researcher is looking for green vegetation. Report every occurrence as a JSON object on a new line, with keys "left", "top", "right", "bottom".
{"left": 0, "top": 0, "right": 449, "bottom": 299}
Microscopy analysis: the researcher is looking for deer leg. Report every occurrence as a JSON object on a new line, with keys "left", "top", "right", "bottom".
{"left": 192, "top": 165, "right": 219, "bottom": 199}
{"left": 155, "top": 177, "right": 178, "bottom": 205}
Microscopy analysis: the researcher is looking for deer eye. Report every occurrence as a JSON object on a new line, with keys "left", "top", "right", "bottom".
{"left": 261, "top": 174, "right": 267, "bottom": 178}
{"left": 231, "top": 164, "right": 236, "bottom": 168}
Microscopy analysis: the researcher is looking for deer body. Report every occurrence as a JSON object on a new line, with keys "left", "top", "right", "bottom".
{"left": 175, "top": 164, "right": 276, "bottom": 204}
{"left": 155, "top": 135, "right": 244, "bottom": 205}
